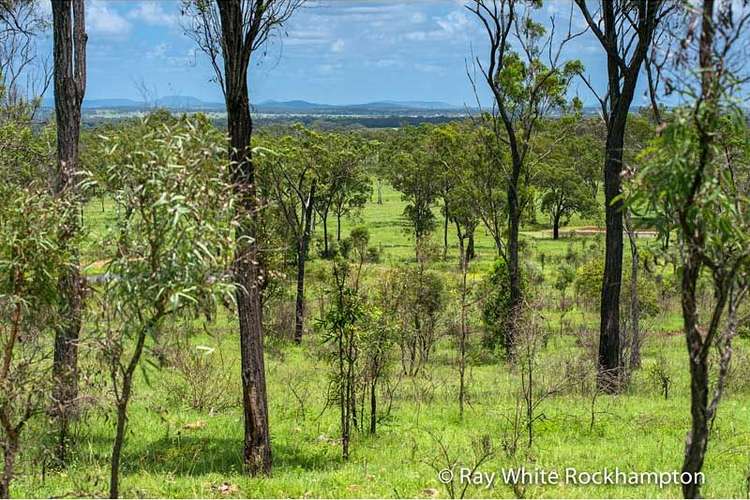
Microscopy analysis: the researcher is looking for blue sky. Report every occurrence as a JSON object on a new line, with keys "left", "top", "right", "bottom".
{"left": 38, "top": 0, "right": 653, "bottom": 107}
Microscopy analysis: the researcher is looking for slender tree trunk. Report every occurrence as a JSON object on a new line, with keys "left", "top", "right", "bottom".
{"left": 443, "top": 202, "right": 449, "bottom": 260}
{"left": 51, "top": 0, "right": 86, "bottom": 466}
{"left": 369, "top": 380, "right": 377, "bottom": 434}
{"left": 625, "top": 212, "right": 641, "bottom": 369}
{"left": 377, "top": 179, "right": 383, "bottom": 204}
{"left": 322, "top": 209, "right": 329, "bottom": 257}
{"left": 294, "top": 183, "right": 316, "bottom": 344}
{"left": 109, "top": 401, "right": 127, "bottom": 499}
{"left": 467, "top": 230, "right": 475, "bottom": 261}
{"left": 336, "top": 210, "right": 342, "bottom": 242}
{"left": 680, "top": 256, "right": 709, "bottom": 499}
{"left": 458, "top": 240, "right": 468, "bottom": 420}
{"left": 506, "top": 162, "right": 522, "bottom": 355}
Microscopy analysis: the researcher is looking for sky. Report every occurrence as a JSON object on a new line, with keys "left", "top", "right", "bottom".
{"left": 37, "top": 0, "right": 655, "bottom": 108}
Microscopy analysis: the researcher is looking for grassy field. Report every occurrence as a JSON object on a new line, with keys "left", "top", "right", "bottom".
{"left": 13, "top": 184, "right": 750, "bottom": 498}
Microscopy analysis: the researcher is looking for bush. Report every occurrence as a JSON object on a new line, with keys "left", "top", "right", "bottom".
{"left": 479, "top": 260, "right": 525, "bottom": 351}
{"left": 573, "top": 257, "right": 660, "bottom": 317}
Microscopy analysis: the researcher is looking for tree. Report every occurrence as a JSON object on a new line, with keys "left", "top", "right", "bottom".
{"left": 425, "top": 123, "right": 461, "bottom": 259}
{"left": 630, "top": 1, "right": 750, "bottom": 495}
{"left": 50, "top": 0, "right": 87, "bottom": 465}
{"left": 92, "top": 117, "right": 236, "bottom": 498}
{"left": 0, "top": 116, "right": 67, "bottom": 500}
{"left": 183, "top": 0, "right": 304, "bottom": 474}
{"left": 388, "top": 127, "right": 440, "bottom": 258}
{"left": 573, "top": 0, "right": 672, "bottom": 392}
{"left": 468, "top": 0, "right": 582, "bottom": 354}
{"left": 537, "top": 124, "right": 600, "bottom": 239}
{"left": 260, "top": 127, "right": 319, "bottom": 344}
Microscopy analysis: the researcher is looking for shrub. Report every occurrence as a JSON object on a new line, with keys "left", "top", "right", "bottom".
{"left": 479, "top": 260, "right": 526, "bottom": 351}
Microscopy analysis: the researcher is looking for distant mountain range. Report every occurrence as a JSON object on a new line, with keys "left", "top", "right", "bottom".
{"left": 43, "top": 96, "right": 466, "bottom": 114}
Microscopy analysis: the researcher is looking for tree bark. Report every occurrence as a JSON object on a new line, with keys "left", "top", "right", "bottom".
{"left": 51, "top": 0, "right": 86, "bottom": 466}
{"left": 217, "top": 1, "right": 271, "bottom": 475}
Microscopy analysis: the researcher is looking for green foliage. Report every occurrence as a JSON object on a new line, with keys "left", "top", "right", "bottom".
{"left": 479, "top": 259, "right": 524, "bottom": 351}
{"left": 573, "top": 257, "right": 659, "bottom": 318}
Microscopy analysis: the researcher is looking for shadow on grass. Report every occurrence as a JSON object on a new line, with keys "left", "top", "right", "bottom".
{"left": 124, "top": 436, "right": 341, "bottom": 477}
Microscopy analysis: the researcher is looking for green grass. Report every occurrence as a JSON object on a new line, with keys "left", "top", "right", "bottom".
{"left": 11, "top": 184, "right": 750, "bottom": 498}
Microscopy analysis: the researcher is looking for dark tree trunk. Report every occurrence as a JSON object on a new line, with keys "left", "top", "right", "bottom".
{"left": 443, "top": 202, "right": 449, "bottom": 260}
{"left": 217, "top": 2, "right": 271, "bottom": 476}
{"left": 369, "top": 380, "right": 377, "bottom": 434}
{"left": 109, "top": 401, "right": 127, "bottom": 499}
{"left": 294, "top": 182, "right": 316, "bottom": 344}
{"left": 0, "top": 435, "right": 18, "bottom": 499}
{"left": 466, "top": 230, "right": 475, "bottom": 261}
{"left": 51, "top": 0, "right": 86, "bottom": 467}
{"left": 506, "top": 160, "right": 522, "bottom": 355}
{"left": 598, "top": 122, "right": 626, "bottom": 392}
{"left": 680, "top": 257, "right": 710, "bottom": 499}
{"left": 336, "top": 210, "right": 342, "bottom": 242}
{"left": 552, "top": 212, "right": 561, "bottom": 240}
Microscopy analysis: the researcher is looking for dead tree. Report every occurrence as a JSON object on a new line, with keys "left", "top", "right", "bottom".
{"left": 182, "top": 0, "right": 303, "bottom": 475}
{"left": 50, "top": 0, "right": 86, "bottom": 466}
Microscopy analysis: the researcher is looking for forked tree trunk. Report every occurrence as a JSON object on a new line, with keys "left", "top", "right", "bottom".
{"left": 218, "top": 2, "right": 271, "bottom": 475}
{"left": 51, "top": 0, "right": 87, "bottom": 466}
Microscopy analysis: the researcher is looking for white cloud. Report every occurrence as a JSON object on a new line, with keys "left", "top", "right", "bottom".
{"left": 87, "top": 0, "right": 131, "bottom": 36}
{"left": 127, "top": 2, "right": 179, "bottom": 27}
{"left": 331, "top": 38, "right": 345, "bottom": 53}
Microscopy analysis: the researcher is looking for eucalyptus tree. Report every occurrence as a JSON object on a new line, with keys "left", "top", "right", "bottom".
{"left": 182, "top": 0, "right": 304, "bottom": 474}
{"left": 573, "top": 0, "right": 672, "bottom": 391}
{"left": 92, "top": 117, "right": 236, "bottom": 498}
{"left": 536, "top": 121, "right": 600, "bottom": 239}
{"left": 259, "top": 126, "right": 320, "bottom": 344}
{"left": 630, "top": 1, "right": 750, "bottom": 495}
{"left": 425, "top": 123, "right": 462, "bottom": 259}
{"left": 388, "top": 129, "right": 440, "bottom": 258}
{"left": 0, "top": 117, "right": 68, "bottom": 500}
{"left": 468, "top": 0, "right": 582, "bottom": 353}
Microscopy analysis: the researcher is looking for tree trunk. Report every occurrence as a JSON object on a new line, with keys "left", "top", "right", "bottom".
{"left": 0, "top": 435, "right": 18, "bottom": 499}
{"left": 369, "top": 380, "right": 377, "bottom": 434}
{"left": 109, "top": 400, "right": 128, "bottom": 499}
{"left": 377, "top": 179, "right": 383, "bottom": 204}
{"left": 552, "top": 213, "right": 561, "bottom": 240}
{"left": 506, "top": 161, "right": 522, "bottom": 355}
{"left": 294, "top": 183, "right": 316, "bottom": 344}
{"left": 467, "top": 230, "right": 475, "bottom": 261}
{"left": 598, "top": 123, "right": 625, "bottom": 392}
{"left": 625, "top": 212, "right": 641, "bottom": 369}
{"left": 51, "top": 0, "right": 86, "bottom": 466}
{"left": 217, "top": 1, "right": 272, "bottom": 475}
{"left": 322, "top": 209, "right": 329, "bottom": 258}
{"left": 443, "top": 202, "right": 449, "bottom": 260}
{"left": 336, "top": 210, "right": 342, "bottom": 242}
